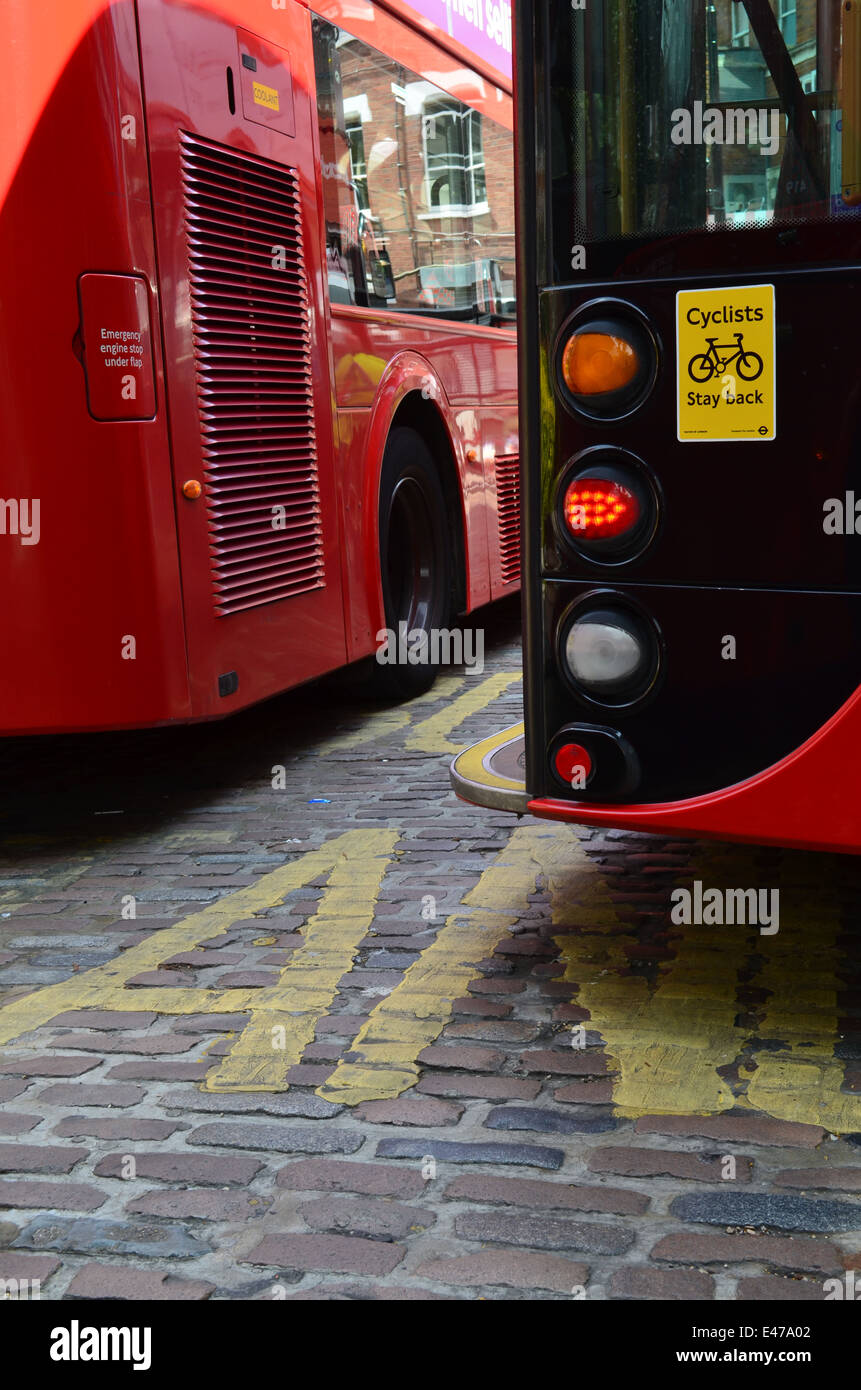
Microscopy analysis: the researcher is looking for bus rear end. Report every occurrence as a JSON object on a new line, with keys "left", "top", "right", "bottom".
{"left": 453, "top": 0, "right": 861, "bottom": 852}
{"left": 0, "top": 0, "right": 348, "bottom": 735}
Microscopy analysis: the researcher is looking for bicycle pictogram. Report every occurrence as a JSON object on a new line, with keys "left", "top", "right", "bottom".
{"left": 687, "top": 331, "right": 764, "bottom": 384}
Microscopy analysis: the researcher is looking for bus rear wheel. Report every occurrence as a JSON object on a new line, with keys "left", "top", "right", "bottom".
{"left": 373, "top": 426, "right": 452, "bottom": 698}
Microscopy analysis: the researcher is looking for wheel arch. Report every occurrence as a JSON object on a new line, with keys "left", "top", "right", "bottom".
{"left": 361, "top": 354, "right": 471, "bottom": 637}
{"left": 389, "top": 392, "right": 467, "bottom": 619}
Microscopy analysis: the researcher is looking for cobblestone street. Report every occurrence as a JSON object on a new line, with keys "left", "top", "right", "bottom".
{"left": 1, "top": 597, "right": 861, "bottom": 1302}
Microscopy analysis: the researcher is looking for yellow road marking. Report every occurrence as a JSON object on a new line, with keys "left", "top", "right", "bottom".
{"left": 551, "top": 839, "right": 861, "bottom": 1131}
{"left": 554, "top": 841, "right": 751, "bottom": 1117}
{"left": 315, "top": 670, "right": 522, "bottom": 758}
{"left": 203, "top": 832, "right": 396, "bottom": 1091}
{"left": 160, "top": 830, "right": 236, "bottom": 849}
{"left": 314, "top": 676, "right": 464, "bottom": 755}
{"left": 743, "top": 859, "right": 861, "bottom": 1132}
{"left": 6, "top": 793, "right": 855, "bottom": 1125}
{"left": 0, "top": 853, "right": 95, "bottom": 920}
{"left": 0, "top": 832, "right": 396, "bottom": 1081}
{"left": 317, "top": 823, "right": 575, "bottom": 1105}
{"left": 315, "top": 709, "right": 412, "bottom": 755}
{"left": 404, "top": 672, "right": 522, "bottom": 754}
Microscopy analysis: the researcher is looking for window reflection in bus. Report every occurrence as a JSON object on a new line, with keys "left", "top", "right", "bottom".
{"left": 313, "top": 19, "right": 516, "bottom": 323}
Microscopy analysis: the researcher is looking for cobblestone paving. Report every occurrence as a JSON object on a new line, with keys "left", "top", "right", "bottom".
{"left": 1, "top": 596, "right": 861, "bottom": 1301}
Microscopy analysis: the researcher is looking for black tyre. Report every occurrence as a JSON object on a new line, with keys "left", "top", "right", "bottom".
{"left": 371, "top": 426, "right": 452, "bottom": 698}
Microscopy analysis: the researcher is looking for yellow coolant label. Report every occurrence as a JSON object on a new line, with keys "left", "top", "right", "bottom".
{"left": 253, "top": 81, "right": 280, "bottom": 112}
{"left": 676, "top": 284, "right": 775, "bottom": 442}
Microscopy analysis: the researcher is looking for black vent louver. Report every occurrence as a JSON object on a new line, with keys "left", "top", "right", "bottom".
{"left": 180, "top": 132, "right": 324, "bottom": 616}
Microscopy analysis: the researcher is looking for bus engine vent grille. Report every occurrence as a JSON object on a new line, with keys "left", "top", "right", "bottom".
{"left": 495, "top": 453, "right": 520, "bottom": 586}
{"left": 180, "top": 132, "right": 324, "bottom": 616}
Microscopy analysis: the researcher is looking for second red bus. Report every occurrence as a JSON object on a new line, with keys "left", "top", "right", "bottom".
{"left": 0, "top": 0, "right": 519, "bottom": 731}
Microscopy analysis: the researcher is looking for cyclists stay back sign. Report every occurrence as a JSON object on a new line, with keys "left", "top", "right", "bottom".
{"left": 676, "top": 284, "right": 775, "bottom": 442}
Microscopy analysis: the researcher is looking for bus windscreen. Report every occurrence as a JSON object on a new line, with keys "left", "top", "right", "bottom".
{"left": 547, "top": 0, "right": 850, "bottom": 276}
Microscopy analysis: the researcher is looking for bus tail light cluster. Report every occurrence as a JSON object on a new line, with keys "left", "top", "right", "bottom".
{"left": 550, "top": 302, "right": 663, "bottom": 800}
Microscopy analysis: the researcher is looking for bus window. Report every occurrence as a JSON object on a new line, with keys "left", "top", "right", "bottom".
{"left": 312, "top": 18, "right": 516, "bottom": 321}
{"left": 547, "top": 0, "right": 846, "bottom": 278}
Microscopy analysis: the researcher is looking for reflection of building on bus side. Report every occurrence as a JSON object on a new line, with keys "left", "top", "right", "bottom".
{"left": 712, "top": 0, "right": 819, "bottom": 223}
{"left": 316, "top": 25, "right": 516, "bottom": 320}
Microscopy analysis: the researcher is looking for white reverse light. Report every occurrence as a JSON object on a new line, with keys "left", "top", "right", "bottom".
{"left": 565, "top": 618, "right": 643, "bottom": 691}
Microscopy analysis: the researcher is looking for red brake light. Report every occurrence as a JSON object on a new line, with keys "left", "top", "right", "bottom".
{"left": 554, "top": 742, "right": 593, "bottom": 785}
{"left": 563, "top": 476, "right": 641, "bottom": 541}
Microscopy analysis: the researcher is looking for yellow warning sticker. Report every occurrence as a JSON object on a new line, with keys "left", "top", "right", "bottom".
{"left": 252, "top": 81, "right": 280, "bottom": 112}
{"left": 676, "top": 284, "right": 775, "bottom": 442}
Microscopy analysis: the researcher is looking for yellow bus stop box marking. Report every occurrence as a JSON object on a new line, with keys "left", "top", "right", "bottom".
{"left": 677, "top": 284, "right": 775, "bottom": 442}
{"left": 253, "top": 81, "right": 279, "bottom": 112}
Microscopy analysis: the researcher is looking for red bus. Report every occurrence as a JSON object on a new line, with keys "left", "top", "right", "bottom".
{"left": 0, "top": 0, "right": 518, "bottom": 732}
{"left": 453, "top": 0, "right": 861, "bottom": 854}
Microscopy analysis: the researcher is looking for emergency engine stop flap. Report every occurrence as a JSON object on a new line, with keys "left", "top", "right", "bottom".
{"left": 78, "top": 273, "right": 157, "bottom": 422}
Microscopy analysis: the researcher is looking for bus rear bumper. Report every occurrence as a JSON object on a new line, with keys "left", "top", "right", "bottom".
{"left": 452, "top": 704, "right": 861, "bottom": 854}
{"left": 449, "top": 723, "right": 529, "bottom": 813}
